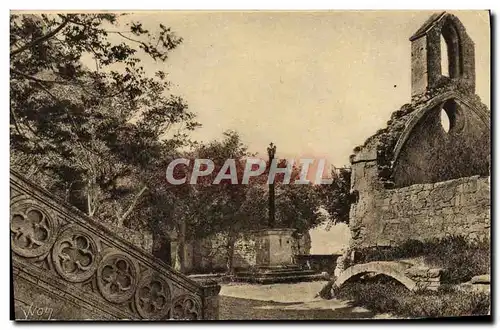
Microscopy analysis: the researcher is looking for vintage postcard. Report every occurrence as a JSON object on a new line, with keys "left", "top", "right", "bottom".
{"left": 9, "top": 10, "right": 491, "bottom": 321}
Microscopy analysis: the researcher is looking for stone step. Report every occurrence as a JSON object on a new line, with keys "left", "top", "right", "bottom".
{"left": 188, "top": 273, "right": 230, "bottom": 284}
{"left": 255, "top": 267, "right": 304, "bottom": 273}
{"left": 250, "top": 265, "right": 307, "bottom": 273}
{"left": 236, "top": 269, "right": 317, "bottom": 278}
{"left": 253, "top": 265, "right": 302, "bottom": 271}
{"left": 233, "top": 272, "right": 328, "bottom": 284}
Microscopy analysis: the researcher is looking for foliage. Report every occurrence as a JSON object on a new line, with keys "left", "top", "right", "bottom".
{"left": 9, "top": 13, "right": 349, "bottom": 275}
{"left": 316, "top": 167, "right": 352, "bottom": 226}
{"left": 10, "top": 13, "right": 199, "bottom": 227}
{"left": 179, "top": 131, "right": 329, "bottom": 240}
{"left": 189, "top": 131, "right": 266, "bottom": 237}
{"left": 187, "top": 131, "right": 266, "bottom": 272}
{"left": 335, "top": 276, "right": 490, "bottom": 318}
{"left": 276, "top": 183, "right": 326, "bottom": 233}
{"left": 352, "top": 235, "right": 490, "bottom": 284}
{"left": 152, "top": 130, "right": 329, "bottom": 272}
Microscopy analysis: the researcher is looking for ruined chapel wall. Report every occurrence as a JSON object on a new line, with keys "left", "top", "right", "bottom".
{"left": 392, "top": 99, "right": 490, "bottom": 187}
{"left": 410, "top": 13, "right": 476, "bottom": 97}
{"left": 350, "top": 174, "right": 490, "bottom": 249}
{"left": 348, "top": 12, "right": 490, "bottom": 252}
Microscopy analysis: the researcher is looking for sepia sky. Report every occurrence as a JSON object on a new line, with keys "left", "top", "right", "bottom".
{"left": 82, "top": 10, "right": 490, "bottom": 168}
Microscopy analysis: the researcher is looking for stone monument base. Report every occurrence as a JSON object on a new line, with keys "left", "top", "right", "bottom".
{"left": 233, "top": 228, "right": 327, "bottom": 284}
{"left": 255, "top": 228, "right": 295, "bottom": 267}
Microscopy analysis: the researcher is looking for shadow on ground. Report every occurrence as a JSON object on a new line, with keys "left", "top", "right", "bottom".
{"left": 219, "top": 295, "right": 375, "bottom": 320}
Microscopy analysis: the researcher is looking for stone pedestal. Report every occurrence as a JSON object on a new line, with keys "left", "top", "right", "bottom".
{"left": 201, "top": 282, "right": 221, "bottom": 320}
{"left": 254, "top": 228, "right": 295, "bottom": 267}
{"left": 234, "top": 228, "right": 327, "bottom": 284}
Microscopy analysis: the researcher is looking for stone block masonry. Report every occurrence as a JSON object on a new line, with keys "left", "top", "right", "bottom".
{"left": 233, "top": 235, "right": 257, "bottom": 269}
{"left": 404, "top": 266, "right": 443, "bottom": 291}
{"left": 351, "top": 175, "right": 490, "bottom": 248}
{"left": 348, "top": 12, "right": 490, "bottom": 252}
{"left": 185, "top": 231, "right": 311, "bottom": 273}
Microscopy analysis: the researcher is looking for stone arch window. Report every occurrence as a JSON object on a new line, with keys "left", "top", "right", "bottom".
{"left": 439, "top": 99, "right": 460, "bottom": 134}
{"left": 440, "top": 108, "right": 451, "bottom": 132}
{"left": 440, "top": 34, "right": 449, "bottom": 77}
{"left": 441, "top": 21, "right": 462, "bottom": 79}
{"left": 410, "top": 12, "right": 476, "bottom": 97}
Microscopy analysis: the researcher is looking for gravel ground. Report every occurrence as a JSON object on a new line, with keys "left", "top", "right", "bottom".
{"left": 218, "top": 282, "right": 375, "bottom": 320}
{"left": 219, "top": 296, "right": 374, "bottom": 320}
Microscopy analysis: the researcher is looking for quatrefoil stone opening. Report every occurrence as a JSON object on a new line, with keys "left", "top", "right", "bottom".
{"left": 10, "top": 205, "right": 56, "bottom": 257}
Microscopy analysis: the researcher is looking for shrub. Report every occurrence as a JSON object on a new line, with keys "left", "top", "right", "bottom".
{"left": 335, "top": 276, "right": 490, "bottom": 318}
{"left": 353, "top": 235, "right": 490, "bottom": 283}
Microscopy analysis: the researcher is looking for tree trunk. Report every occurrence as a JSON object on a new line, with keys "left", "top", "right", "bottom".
{"left": 176, "top": 221, "right": 187, "bottom": 273}
{"left": 173, "top": 242, "right": 181, "bottom": 272}
{"left": 117, "top": 185, "right": 147, "bottom": 227}
{"left": 225, "top": 233, "right": 237, "bottom": 275}
{"left": 152, "top": 227, "right": 171, "bottom": 266}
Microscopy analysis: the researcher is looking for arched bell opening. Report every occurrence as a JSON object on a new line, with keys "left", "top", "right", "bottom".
{"left": 441, "top": 20, "right": 463, "bottom": 79}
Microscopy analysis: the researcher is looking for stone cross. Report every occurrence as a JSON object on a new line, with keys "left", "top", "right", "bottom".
{"left": 267, "top": 142, "right": 276, "bottom": 228}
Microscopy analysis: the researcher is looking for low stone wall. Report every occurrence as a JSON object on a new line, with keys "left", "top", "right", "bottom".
{"left": 186, "top": 232, "right": 309, "bottom": 273}
{"left": 10, "top": 171, "right": 220, "bottom": 320}
{"left": 404, "top": 267, "right": 442, "bottom": 291}
{"left": 294, "top": 254, "right": 341, "bottom": 275}
{"left": 350, "top": 175, "right": 490, "bottom": 248}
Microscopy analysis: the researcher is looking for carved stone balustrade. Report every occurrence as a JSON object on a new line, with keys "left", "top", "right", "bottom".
{"left": 10, "top": 171, "right": 220, "bottom": 320}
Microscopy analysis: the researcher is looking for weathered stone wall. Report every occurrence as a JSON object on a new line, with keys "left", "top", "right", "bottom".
{"left": 293, "top": 232, "right": 312, "bottom": 256}
{"left": 233, "top": 232, "right": 311, "bottom": 269}
{"left": 410, "top": 35, "right": 428, "bottom": 96}
{"left": 184, "top": 231, "right": 310, "bottom": 273}
{"left": 183, "top": 233, "right": 257, "bottom": 273}
{"left": 198, "top": 237, "right": 227, "bottom": 272}
{"left": 350, "top": 174, "right": 490, "bottom": 248}
{"left": 348, "top": 13, "right": 490, "bottom": 252}
{"left": 294, "top": 254, "right": 341, "bottom": 275}
{"left": 233, "top": 235, "right": 257, "bottom": 269}
{"left": 405, "top": 266, "right": 443, "bottom": 291}
{"left": 10, "top": 171, "right": 220, "bottom": 320}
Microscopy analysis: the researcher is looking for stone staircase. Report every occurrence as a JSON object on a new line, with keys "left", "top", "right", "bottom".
{"left": 10, "top": 171, "right": 220, "bottom": 320}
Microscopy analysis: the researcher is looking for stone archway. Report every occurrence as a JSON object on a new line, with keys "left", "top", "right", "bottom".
{"left": 334, "top": 261, "right": 418, "bottom": 291}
